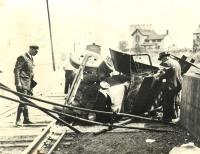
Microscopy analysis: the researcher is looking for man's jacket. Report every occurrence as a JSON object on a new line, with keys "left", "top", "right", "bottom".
{"left": 160, "top": 58, "right": 182, "bottom": 91}
{"left": 14, "top": 53, "right": 34, "bottom": 90}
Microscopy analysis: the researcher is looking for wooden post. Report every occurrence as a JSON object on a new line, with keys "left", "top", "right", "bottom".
{"left": 46, "top": 0, "right": 56, "bottom": 71}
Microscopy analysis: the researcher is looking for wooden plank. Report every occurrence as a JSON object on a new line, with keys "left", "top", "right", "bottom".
{"left": 0, "top": 143, "right": 29, "bottom": 148}
{"left": 181, "top": 73, "right": 200, "bottom": 138}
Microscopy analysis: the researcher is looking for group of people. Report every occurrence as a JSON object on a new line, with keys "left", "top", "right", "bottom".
{"left": 13, "top": 45, "right": 182, "bottom": 126}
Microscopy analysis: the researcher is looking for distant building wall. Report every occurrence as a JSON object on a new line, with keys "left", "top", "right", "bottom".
{"left": 181, "top": 73, "right": 200, "bottom": 139}
{"left": 131, "top": 29, "right": 166, "bottom": 52}
{"left": 131, "top": 31, "right": 146, "bottom": 49}
{"left": 193, "top": 34, "right": 200, "bottom": 52}
{"left": 193, "top": 25, "right": 200, "bottom": 52}
{"left": 143, "top": 39, "right": 164, "bottom": 51}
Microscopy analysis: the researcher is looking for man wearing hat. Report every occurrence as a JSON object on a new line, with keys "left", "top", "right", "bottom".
{"left": 14, "top": 45, "right": 39, "bottom": 126}
{"left": 158, "top": 52, "right": 182, "bottom": 122}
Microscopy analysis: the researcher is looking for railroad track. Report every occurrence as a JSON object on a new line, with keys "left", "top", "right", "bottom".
{"left": 21, "top": 119, "right": 173, "bottom": 154}
{"left": 0, "top": 88, "right": 80, "bottom": 154}
{"left": 21, "top": 122, "right": 132, "bottom": 154}
{"left": 0, "top": 87, "right": 174, "bottom": 154}
{"left": 0, "top": 106, "right": 173, "bottom": 154}
{"left": 0, "top": 97, "right": 18, "bottom": 121}
{"left": 22, "top": 120, "right": 75, "bottom": 154}
{"left": 0, "top": 97, "right": 57, "bottom": 154}
{"left": 0, "top": 83, "right": 73, "bottom": 154}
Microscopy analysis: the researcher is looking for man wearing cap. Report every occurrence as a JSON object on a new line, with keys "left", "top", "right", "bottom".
{"left": 14, "top": 45, "right": 39, "bottom": 126}
{"left": 158, "top": 52, "right": 182, "bottom": 122}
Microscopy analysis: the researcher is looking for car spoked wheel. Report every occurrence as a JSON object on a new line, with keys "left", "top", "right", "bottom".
{"left": 70, "top": 52, "right": 102, "bottom": 71}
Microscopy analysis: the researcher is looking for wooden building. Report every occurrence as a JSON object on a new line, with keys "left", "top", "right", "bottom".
{"left": 193, "top": 25, "right": 200, "bottom": 52}
{"left": 131, "top": 28, "right": 168, "bottom": 52}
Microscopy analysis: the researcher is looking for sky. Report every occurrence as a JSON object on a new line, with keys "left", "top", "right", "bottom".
{"left": 0, "top": 0, "right": 200, "bottom": 73}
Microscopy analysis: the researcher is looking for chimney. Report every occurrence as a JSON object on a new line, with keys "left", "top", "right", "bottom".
{"left": 166, "top": 30, "right": 169, "bottom": 35}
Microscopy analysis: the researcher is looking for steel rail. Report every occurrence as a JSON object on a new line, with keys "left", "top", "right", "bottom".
{"left": 0, "top": 104, "right": 18, "bottom": 121}
{"left": 47, "top": 129, "right": 67, "bottom": 154}
{"left": 0, "top": 84, "right": 81, "bottom": 133}
{"left": 0, "top": 84, "right": 164, "bottom": 124}
{"left": 0, "top": 95, "right": 174, "bottom": 132}
{"left": 22, "top": 120, "right": 56, "bottom": 154}
{"left": 170, "top": 54, "right": 200, "bottom": 69}
{"left": 93, "top": 118, "right": 133, "bottom": 135}
{"left": 0, "top": 104, "right": 17, "bottom": 116}
{"left": 0, "top": 95, "right": 81, "bottom": 133}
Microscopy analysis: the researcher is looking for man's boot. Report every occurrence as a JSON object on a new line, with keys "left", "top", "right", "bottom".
{"left": 15, "top": 107, "right": 22, "bottom": 126}
{"left": 23, "top": 108, "right": 33, "bottom": 124}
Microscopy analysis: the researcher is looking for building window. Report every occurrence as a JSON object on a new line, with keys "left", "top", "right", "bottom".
{"left": 157, "top": 39, "right": 161, "bottom": 42}
{"left": 135, "top": 35, "right": 140, "bottom": 43}
{"left": 152, "top": 40, "right": 156, "bottom": 42}
{"left": 197, "top": 36, "right": 200, "bottom": 39}
{"left": 135, "top": 44, "right": 140, "bottom": 48}
{"left": 145, "top": 39, "right": 149, "bottom": 42}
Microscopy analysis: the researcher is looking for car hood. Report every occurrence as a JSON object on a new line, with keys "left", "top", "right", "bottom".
{"left": 109, "top": 48, "right": 159, "bottom": 75}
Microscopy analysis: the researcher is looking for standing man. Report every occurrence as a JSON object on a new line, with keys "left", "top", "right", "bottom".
{"left": 158, "top": 52, "right": 182, "bottom": 122}
{"left": 14, "top": 45, "right": 39, "bottom": 126}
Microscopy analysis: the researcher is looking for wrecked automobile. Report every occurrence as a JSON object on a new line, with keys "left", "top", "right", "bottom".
{"left": 56, "top": 48, "right": 196, "bottom": 123}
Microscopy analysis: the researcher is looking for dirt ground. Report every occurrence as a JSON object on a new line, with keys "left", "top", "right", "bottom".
{"left": 60, "top": 122, "right": 200, "bottom": 154}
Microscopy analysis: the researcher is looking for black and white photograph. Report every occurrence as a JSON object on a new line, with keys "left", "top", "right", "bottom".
{"left": 0, "top": 0, "right": 200, "bottom": 153}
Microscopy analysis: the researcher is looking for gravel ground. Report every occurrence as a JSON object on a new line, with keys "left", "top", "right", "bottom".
{"left": 60, "top": 123, "right": 200, "bottom": 154}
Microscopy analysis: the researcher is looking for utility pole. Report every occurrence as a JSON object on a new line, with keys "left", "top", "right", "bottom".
{"left": 46, "top": 0, "right": 56, "bottom": 71}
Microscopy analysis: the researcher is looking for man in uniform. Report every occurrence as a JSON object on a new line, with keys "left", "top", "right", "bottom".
{"left": 14, "top": 45, "right": 39, "bottom": 126}
{"left": 158, "top": 52, "right": 182, "bottom": 122}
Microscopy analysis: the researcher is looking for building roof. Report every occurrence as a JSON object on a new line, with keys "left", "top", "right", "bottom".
{"left": 148, "top": 34, "right": 166, "bottom": 40}
{"left": 131, "top": 28, "right": 167, "bottom": 40}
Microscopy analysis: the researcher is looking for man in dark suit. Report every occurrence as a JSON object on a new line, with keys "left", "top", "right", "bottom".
{"left": 158, "top": 52, "right": 182, "bottom": 122}
{"left": 14, "top": 45, "right": 39, "bottom": 126}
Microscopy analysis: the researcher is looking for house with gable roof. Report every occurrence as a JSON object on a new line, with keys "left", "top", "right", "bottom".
{"left": 193, "top": 25, "right": 200, "bottom": 52}
{"left": 131, "top": 28, "right": 168, "bottom": 51}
